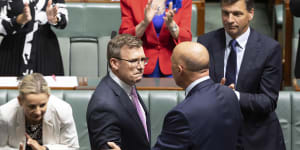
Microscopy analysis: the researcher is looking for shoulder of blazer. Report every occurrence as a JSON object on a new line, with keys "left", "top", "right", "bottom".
{"left": 96, "top": 75, "right": 123, "bottom": 97}
{"left": 197, "top": 28, "right": 225, "bottom": 46}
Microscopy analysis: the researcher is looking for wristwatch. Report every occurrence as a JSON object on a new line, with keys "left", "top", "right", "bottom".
{"left": 170, "top": 24, "right": 178, "bottom": 32}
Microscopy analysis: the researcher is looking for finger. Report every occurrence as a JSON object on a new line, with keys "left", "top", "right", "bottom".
{"left": 229, "top": 84, "right": 235, "bottom": 90}
{"left": 25, "top": 133, "right": 33, "bottom": 141}
{"left": 168, "top": 1, "right": 173, "bottom": 10}
{"left": 54, "top": 5, "right": 58, "bottom": 14}
{"left": 47, "top": 0, "right": 52, "bottom": 8}
{"left": 220, "top": 78, "right": 226, "bottom": 85}
{"left": 19, "top": 143, "right": 24, "bottom": 150}
{"left": 24, "top": 3, "right": 29, "bottom": 7}
{"left": 163, "top": 16, "right": 167, "bottom": 21}
{"left": 107, "top": 142, "right": 120, "bottom": 150}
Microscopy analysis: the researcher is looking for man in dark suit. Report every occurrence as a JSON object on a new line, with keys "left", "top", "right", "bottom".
{"left": 290, "top": 0, "right": 300, "bottom": 78}
{"left": 151, "top": 42, "right": 242, "bottom": 150}
{"left": 197, "top": 0, "right": 285, "bottom": 149}
{"left": 86, "top": 34, "right": 150, "bottom": 150}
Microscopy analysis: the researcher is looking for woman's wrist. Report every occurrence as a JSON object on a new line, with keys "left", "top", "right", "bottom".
{"left": 49, "top": 16, "right": 58, "bottom": 25}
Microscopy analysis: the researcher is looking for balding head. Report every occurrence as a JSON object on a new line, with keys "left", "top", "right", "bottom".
{"left": 172, "top": 42, "right": 209, "bottom": 72}
{"left": 171, "top": 42, "right": 210, "bottom": 89}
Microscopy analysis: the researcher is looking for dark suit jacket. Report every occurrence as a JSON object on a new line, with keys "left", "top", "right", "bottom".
{"left": 197, "top": 28, "right": 285, "bottom": 150}
{"left": 119, "top": 0, "right": 192, "bottom": 75}
{"left": 152, "top": 79, "right": 242, "bottom": 150}
{"left": 290, "top": 0, "right": 300, "bottom": 17}
{"left": 290, "top": 0, "right": 300, "bottom": 77}
{"left": 86, "top": 75, "right": 151, "bottom": 150}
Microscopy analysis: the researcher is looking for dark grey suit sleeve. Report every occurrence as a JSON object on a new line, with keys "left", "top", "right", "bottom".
{"left": 239, "top": 43, "right": 282, "bottom": 115}
{"left": 152, "top": 111, "right": 191, "bottom": 150}
{"left": 290, "top": 0, "right": 300, "bottom": 17}
{"left": 88, "top": 109, "right": 121, "bottom": 150}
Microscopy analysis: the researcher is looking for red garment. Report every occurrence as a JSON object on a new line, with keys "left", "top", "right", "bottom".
{"left": 119, "top": 0, "right": 192, "bottom": 75}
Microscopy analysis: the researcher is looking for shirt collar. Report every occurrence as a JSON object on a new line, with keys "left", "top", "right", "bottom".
{"left": 109, "top": 71, "right": 132, "bottom": 96}
{"left": 225, "top": 27, "right": 250, "bottom": 51}
{"left": 185, "top": 76, "right": 210, "bottom": 96}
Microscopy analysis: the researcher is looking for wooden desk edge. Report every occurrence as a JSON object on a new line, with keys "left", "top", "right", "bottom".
{"left": 293, "top": 78, "right": 300, "bottom": 91}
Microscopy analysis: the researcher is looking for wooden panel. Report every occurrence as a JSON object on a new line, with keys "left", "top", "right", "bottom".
{"left": 283, "top": 0, "right": 292, "bottom": 86}
{"left": 193, "top": 0, "right": 205, "bottom": 35}
{"left": 64, "top": 0, "right": 205, "bottom": 36}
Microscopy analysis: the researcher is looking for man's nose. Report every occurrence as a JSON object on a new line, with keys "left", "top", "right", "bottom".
{"left": 228, "top": 13, "right": 235, "bottom": 23}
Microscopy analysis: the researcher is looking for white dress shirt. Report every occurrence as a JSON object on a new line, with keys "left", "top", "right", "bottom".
{"left": 224, "top": 27, "right": 251, "bottom": 100}
{"left": 109, "top": 71, "right": 146, "bottom": 121}
{"left": 185, "top": 76, "right": 210, "bottom": 97}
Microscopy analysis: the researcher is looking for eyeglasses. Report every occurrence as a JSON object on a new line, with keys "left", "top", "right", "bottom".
{"left": 115, "top": 57, "right": 149, "bottom": 65}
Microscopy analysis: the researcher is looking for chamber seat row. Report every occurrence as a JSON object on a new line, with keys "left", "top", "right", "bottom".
{"left": 0, "top": 90, "right": 299, "bottom": 150}
{"left": 52, "top": 2, "right": 200, "bottom": 78}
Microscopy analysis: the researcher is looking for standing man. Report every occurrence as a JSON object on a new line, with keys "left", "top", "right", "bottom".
{"left": 151, "top": 41, "right": 242, "bottom": 150}
{"left": 86, "top": 34, "right": 150, "bottom": 150}
{"left": 197, "top": 0, "right": 285, "bottom": 150}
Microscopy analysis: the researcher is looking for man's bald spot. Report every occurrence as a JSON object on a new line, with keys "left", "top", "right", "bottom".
{"left": 173, "top": 42, "right": 209, "bottom": 72}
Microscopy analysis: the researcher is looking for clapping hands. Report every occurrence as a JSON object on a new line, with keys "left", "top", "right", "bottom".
{"left": 16, "top": 3, "right": 32, "bottom": 25}
{"left": 46, "top": 0, "right": 58, "bottom": 25}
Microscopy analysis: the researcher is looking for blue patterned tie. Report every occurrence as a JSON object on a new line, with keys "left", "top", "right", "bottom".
{"left": 225, "top": 39, "right": 238, "bottom": 86}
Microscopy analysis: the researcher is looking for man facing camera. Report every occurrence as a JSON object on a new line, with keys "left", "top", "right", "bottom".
{"left": 0, "top": 73, "right": 79, "bottom": 150}
{"left": 86, "top": 34, "right": 150, "bottom": 150}
{"left": 197, "top": 0, "right": 285, "bottom": 149}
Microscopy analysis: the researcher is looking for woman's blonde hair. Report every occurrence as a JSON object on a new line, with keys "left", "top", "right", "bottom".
{"left": 18, "top": 73, "right": 50, "bottom": 100}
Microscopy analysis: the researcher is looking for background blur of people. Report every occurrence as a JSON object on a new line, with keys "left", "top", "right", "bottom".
{"left": 0, "top": 73, "right": 79, "bottom": 150}
{"left": 0, "top": 0, "right": 68, "bottom": 76}
{"left": 119, "top": 0, "right": 192, "bottom": 77}
{"left": 290, "top": 0, "right": 300, "bottom": 78}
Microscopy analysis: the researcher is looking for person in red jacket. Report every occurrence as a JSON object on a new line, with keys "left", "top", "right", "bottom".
{"left": 119, "top": 0, "right": 192, "bottom": 77}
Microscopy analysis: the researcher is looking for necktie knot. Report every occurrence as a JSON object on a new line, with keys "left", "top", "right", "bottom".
{"left": 131, "top": 86, "right": 138, "bottom": 98}
{"left": 230, "top": 39, "right": 238, "bottom": 51}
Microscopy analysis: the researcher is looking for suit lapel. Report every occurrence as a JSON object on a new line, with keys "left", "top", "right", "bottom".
{"left": 236, "top": 28, "right": 261, "bottom": 89}
{"left": 16, "top": 107, "right": 26, "bottom": 144}
{"left": 212, "top": 29, "right": 226, "bottom": 82}
{"left": 106, "top": 76, "right": 149, "bottom": 141}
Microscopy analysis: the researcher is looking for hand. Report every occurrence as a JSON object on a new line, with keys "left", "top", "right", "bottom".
{"left": 107, "top": 142, "right": 121, "bottom": 150}
{"left": 228, "top": 83, "right": 235, "bottom": 90}
{"left": 25, "top": 133, "right": 47, "bottom": 150}
{"left": 19, "top": 143, "right": 24, "bottom": 150}
{"left": 16, "top": 3, "right": 32, "bottom": 25}
{"left": 143, "top": 0, "right": 157, "bottom": 25}
{"left": 220, "top": 78, "right": 235, "bottom": 90}
{"left": 220, "top": 77, "right": 226, "bottom": 85}
{"left": 163, "top": 2, "right": 176, "bottom": 26}
{"left": 46, "top": 0, "right": 58, "bottom": 24}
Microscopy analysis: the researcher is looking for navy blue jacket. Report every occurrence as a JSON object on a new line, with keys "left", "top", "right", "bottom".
{"left": 198, "top": 28, "right": 285, "bottom": 150}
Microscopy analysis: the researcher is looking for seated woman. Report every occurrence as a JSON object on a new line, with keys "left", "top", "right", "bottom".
{"left": 0, "top": 73, "right": 79, "bottom": 150}
{"left": 119, "top": 0, "right": 192, "bottom": 77}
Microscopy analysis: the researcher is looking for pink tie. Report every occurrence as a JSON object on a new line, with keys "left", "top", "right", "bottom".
{"left": 131, "top": 87, "right": 149, "bottom": 140}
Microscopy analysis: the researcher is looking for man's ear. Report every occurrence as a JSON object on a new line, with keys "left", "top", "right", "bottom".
{"left": 248, "top": 8, "right": 254, "bottom": 21}
{"left": 178, "top": 65, "right": 183, "bottom": 73}
{"left": 110, "top": 58, "right": 119, "bottom": 71}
